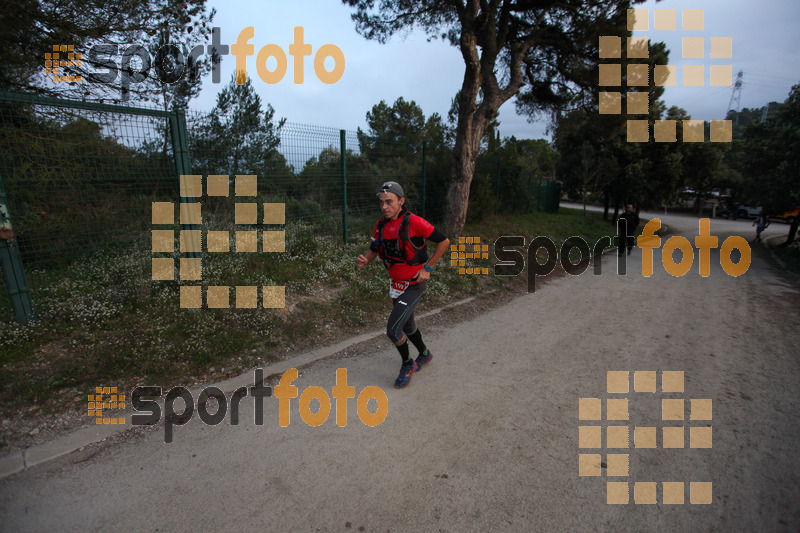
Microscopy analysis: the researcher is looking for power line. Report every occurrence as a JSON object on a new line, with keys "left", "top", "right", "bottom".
{"left": 746, "top": 71, "right": 799, "bottom": 83}
{"left": 677, "top": 86, "right": 729, "bottom": 108}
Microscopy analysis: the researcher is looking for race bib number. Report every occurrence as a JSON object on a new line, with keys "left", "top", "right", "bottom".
{"left": 390, "top": 280, "right": 409, "bottom": 299}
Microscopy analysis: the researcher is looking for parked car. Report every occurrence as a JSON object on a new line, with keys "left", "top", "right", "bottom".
{"left": 735, "top": 202, "right": 763, "bottom": 219}
{"left": 773, "top": 206, "right": 800, "bottom": 224}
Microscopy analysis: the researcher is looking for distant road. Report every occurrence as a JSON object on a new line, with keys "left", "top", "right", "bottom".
{"left": 561, "top": 201, "right": 791, "bottom": 242}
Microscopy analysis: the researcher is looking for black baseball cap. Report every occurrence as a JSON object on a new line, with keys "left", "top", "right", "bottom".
{"left": 377, "top": 181, "right": 404, "bottom": 198}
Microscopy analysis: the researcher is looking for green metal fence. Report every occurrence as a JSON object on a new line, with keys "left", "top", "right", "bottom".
{"left": 0, "top": 91, "right": 559, "bottom": 324}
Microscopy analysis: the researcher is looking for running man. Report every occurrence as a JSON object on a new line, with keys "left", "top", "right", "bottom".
{"left": 618, "top": 204, "right": 640, "bottom": 256}
{"left": 752, "top": 213, "right": 770, "bottom": 242}
{"left": 356, "top": 181, "right": 451, "bottom": 388}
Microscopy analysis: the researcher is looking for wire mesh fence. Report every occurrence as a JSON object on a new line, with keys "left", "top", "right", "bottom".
{"left": 0, "top": 92, "right": 176, "bottom": 269}
{"left": 0, "top": 91, "right": 559, "bottom": 324}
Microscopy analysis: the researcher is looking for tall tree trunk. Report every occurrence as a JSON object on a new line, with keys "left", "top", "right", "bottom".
{"left": 781, "top": 217, "right": 799, "bottom": 246}
{"left": 446, "top": 103, "right": 490, "bottom": 236}
{"left": 445, "top": 176, "right": 473, "bottom": 235}
{"left": 444, "top": 9, "right": 484, "bottom": 238}
{"left": 603, "top": 192, "right": 610, "bottom": 221}
{"left": 444, "top": 68, "right": 482, "bottom": 237}
{"left": 442, "top": 1, "right": 530, "bottom": 237}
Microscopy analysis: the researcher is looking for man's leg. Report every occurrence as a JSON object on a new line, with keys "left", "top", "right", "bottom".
{"left": 386, "top": 283, "right": 426, "bottom": 388}
{"left": 399, "top": 295, "right": 434, "bottom": 368}
{"left": 405, "top": 324, "right": 432, "bottom": 369}
{"left": 406, "top": 325, "right": 425, "bottom": 353}
{"left": 387, "top": 300, "right": 411, "bottom": 364}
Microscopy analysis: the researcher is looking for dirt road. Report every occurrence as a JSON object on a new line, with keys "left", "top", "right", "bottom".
{"left": 1, "top": 211, "right": 799, "bottom": 532}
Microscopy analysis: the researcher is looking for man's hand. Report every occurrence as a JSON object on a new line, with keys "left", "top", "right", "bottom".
{"left": 412, "top": 268, "right": 430, "bottom": 282}
{"left": 358, "top": 249, "right": 379, "bottom": 268}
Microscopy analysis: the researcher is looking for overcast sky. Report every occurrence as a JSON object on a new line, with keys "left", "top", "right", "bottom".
{"left": 191, "top": 0, "right": 800, "bottom": 141}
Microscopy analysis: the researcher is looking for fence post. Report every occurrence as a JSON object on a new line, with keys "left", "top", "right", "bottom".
{"left": 527, "top": 173, "right": 533, "bottom": 211}
{"left": 553, "top": 181, "right": 561, "bottom": 212}
{"left": 421, "top": 141, "right": 427, "bottom": 219}
{"left": 169, "top": 109, "right": 192, "bottom": 177}
{"left": 537, "top": 175, "right": 542, "bottom": 211}
{"left": 0, "top": 175, "right": 34, "bottom": 325}
{"left": 170, "top": 110, "right": 201, "bottom": 259}
{"left": 340, "top": 130, "right": 348, "bottom": 244}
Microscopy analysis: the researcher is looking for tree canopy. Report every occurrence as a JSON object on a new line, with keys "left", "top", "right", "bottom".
{"left": 0, "top": 0, "right": 216, "bottom": 109}
{"left": 741, "top": 85, "right": 800, "bottom": 216}
{"left": 190, "top": 72, "right": 288, "bottom": 182}
{"left": 343, "top": 0, "right": 642, "bottom": 235}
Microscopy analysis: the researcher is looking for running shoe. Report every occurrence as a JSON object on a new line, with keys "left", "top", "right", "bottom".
{"left": 394, "top": 360, "right": 417, "bottom": 388}
{"left": 415, "top": 349, "right": 433, "bottom": 369}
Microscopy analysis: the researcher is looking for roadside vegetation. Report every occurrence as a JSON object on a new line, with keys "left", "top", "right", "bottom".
{"left": 767, "top": 239, "right": 800, "bottom": 275}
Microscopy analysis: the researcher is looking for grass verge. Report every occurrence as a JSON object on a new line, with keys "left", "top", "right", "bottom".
{"left": 767, "top": 238, "right": 800, "bottom": 274}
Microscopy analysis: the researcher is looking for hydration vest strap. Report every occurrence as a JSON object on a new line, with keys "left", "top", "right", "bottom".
{"left": 377, "top": 211, "right": 425, "bottom": 269}
{"left": 398, "top": 212, "right": 424, "bottom": 265}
